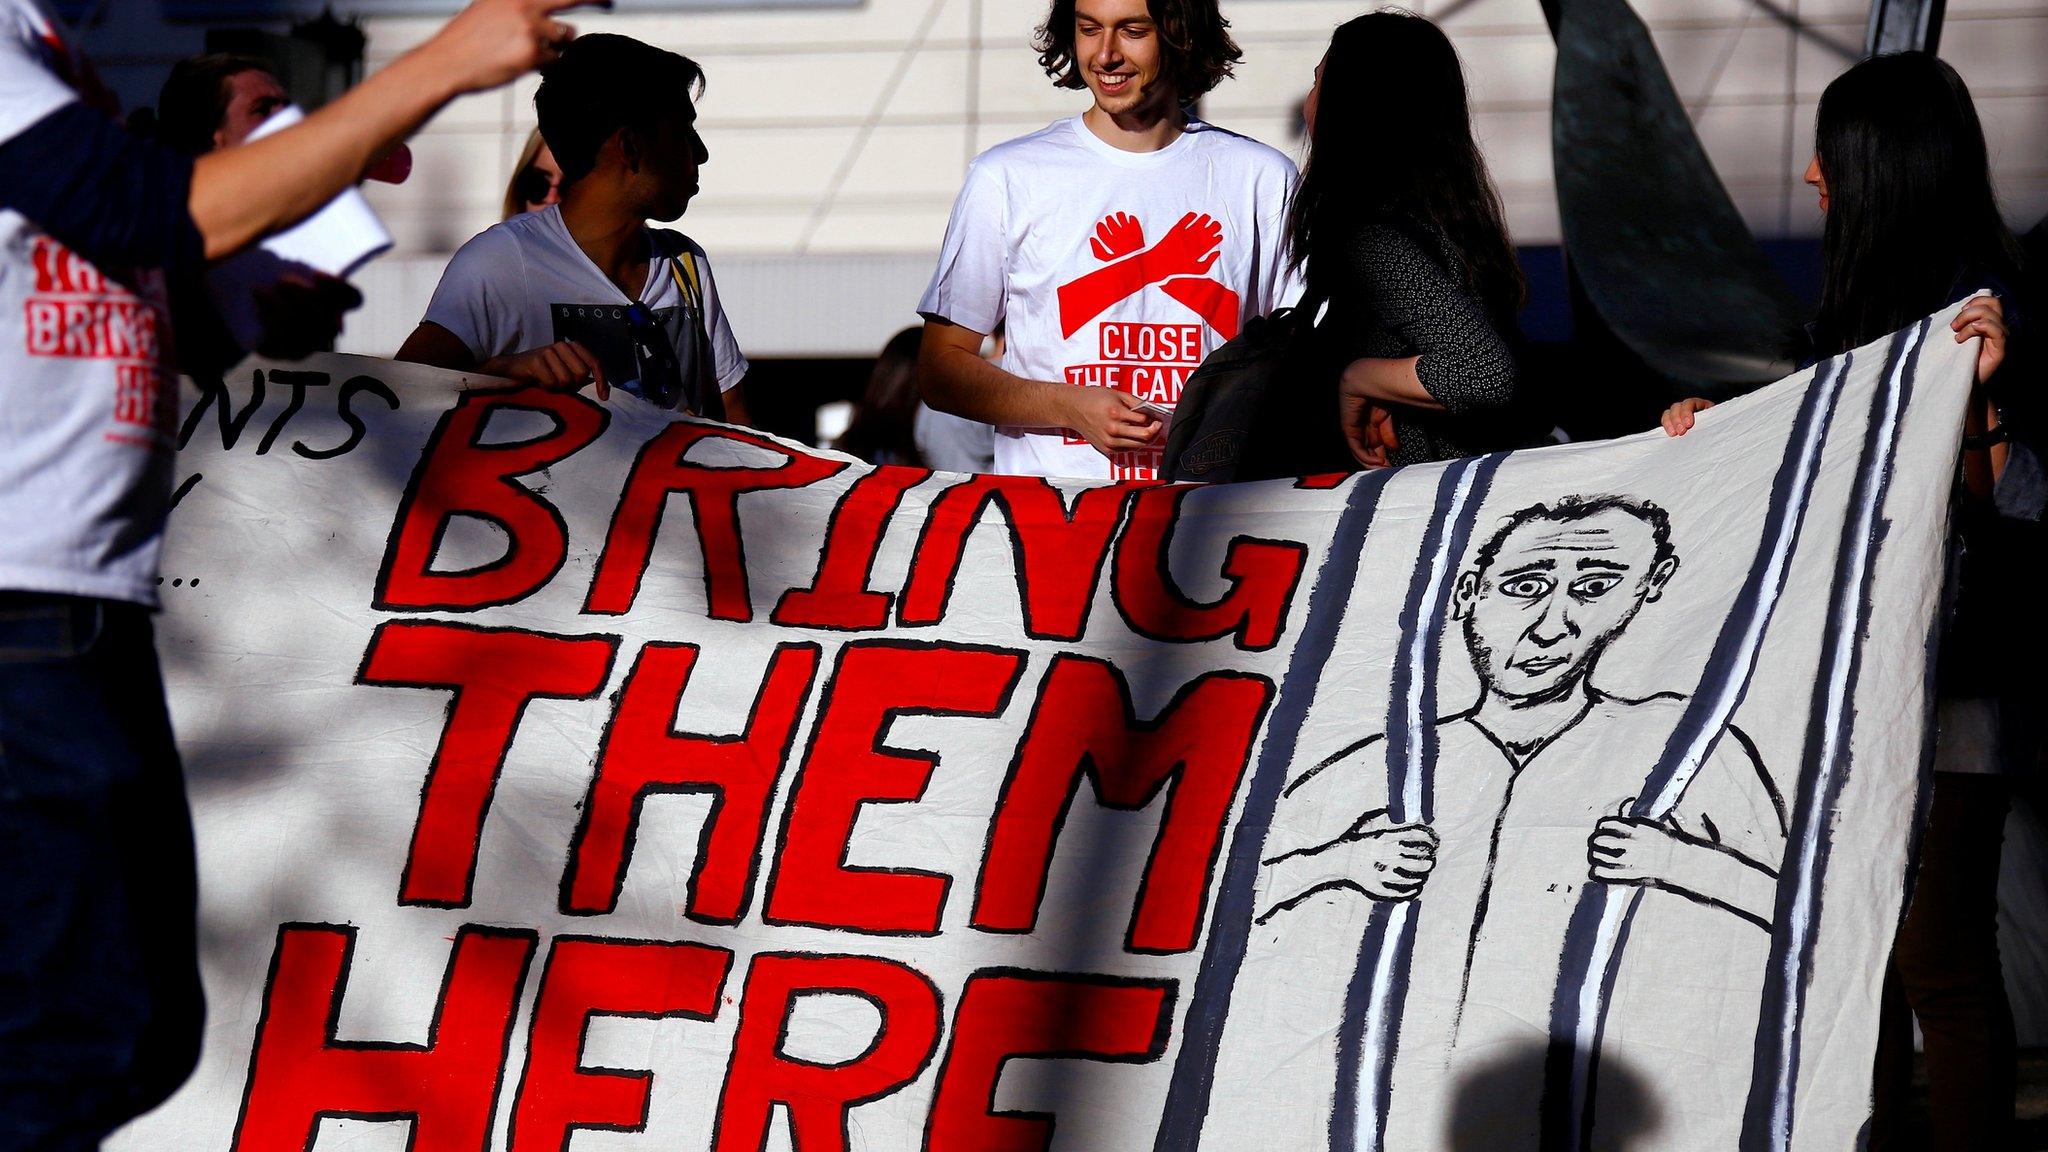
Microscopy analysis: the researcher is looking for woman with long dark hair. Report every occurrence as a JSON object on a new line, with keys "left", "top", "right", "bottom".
{"left": 1289, "top": 9, "right": 1530, "bottom": 467}
{"left": 1662, "top": 53, "right": 2032, "bottom": 1152}
{"left": 837, "top": 327, "right": 926, "bottom": 467}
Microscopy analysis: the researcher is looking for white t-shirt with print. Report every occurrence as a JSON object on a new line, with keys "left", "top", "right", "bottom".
{"left": 919, "top": 116, "right": 1300, "bottom": 480}
{"left": 423, "top": 204, "right": 747, "bottom": 405}
{"left": 0, "top": 0, "right": 181, "bottom": 605}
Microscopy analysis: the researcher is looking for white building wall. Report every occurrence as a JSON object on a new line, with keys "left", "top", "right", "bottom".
{"left": 64, "top": 0, "right": 2048, "bottom": 356}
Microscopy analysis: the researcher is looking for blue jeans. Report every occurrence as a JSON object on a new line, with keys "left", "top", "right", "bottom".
{"left": 0, "top": 595, "right": 202, "bottom": 1151}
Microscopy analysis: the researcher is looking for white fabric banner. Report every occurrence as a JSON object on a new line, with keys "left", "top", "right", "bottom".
{"left": 118, "top": 301, "right": 1973, "bottom": 1152}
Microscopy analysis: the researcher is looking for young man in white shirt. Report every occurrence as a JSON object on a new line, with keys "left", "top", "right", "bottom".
{"left": 917, "top": 0, "right": 1298, "bottom": 481}
{"left": 399, "top": 33, "right": 750, "bottom": 421}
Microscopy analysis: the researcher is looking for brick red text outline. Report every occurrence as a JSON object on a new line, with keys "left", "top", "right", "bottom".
{"left": 761, "top": 639, "right": 1029, "bottom": 937}
{"left": 922, "top": 967, "right": 1178, "bottom": 1152}
{"left": 229, "top": 923, "right": 538, "bottom": 1152}
{"left": 970, "top": 653, "right": 1276, "bottom": 954}
{"left": 355, "top": 620, "right": 621, "bottom": 909}
{"left": 504, "top": 935, "right": 736, "bottom": 1152}
{"left": 772, "top": 465, "right": 934, "bottom": 631}
{"left": 559, "top": 640, "right": 823, "bottom": 922}
{"left": 895, "top": 476, "right": 1145, "bottom": 642}
{"left": 374, "top": 385, "right": 611, "bottom": 613}
{"left": 1111, "top": 484, "right": 1309, "bottom": 651}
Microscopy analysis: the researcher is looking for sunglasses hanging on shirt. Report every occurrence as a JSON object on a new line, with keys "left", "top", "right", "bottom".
{"left": 624, "top": 302, "right": 686, "bottom": 411}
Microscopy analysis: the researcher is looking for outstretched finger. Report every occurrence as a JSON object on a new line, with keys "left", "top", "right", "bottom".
{"left": 569, "top": 342, "right": 609, "bottom": 400}
{"left": 557, "top": 340, "right": 599, "bottom": 388}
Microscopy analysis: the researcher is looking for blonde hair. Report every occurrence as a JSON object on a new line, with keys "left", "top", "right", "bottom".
{"left": 501, "top": 128, "right": 550, "bottom": 222}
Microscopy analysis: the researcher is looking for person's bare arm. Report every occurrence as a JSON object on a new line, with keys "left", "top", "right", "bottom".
{"left": 918, "top": 317, "right": 1158, "bottom": 457}
{"left": 1954, "top": 294, "right": 2009, "bottom": 500}
{"left": 1339, "top": 355, "right": 1444, "bottom": 409}
{"left": 396, "top": 321, "right": 477, "bottom": 371}
{"left": 189, "top": 0, "right": 594, "bottom": 260}
{"left": 397, "top": 320, "right": 610, "bottom": 398}
{"left": 721, "top": 379, "right": 753, "bottom": 427}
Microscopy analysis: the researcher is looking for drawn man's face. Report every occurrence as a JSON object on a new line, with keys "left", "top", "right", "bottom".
{"left": 1453, "top": 507, "right": 1679, "bottom": 702}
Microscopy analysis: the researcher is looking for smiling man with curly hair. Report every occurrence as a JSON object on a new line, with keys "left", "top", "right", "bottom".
{"left": 916, "top": 0, "right": 1299, "bottom": 481}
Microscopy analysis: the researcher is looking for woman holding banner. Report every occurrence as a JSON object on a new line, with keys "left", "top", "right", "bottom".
{"left": 1287, "top": 10, "right": 1533, "bottom": 469}
{"left": 1661, "top": 52, "right": 2035, "bottom": 1152}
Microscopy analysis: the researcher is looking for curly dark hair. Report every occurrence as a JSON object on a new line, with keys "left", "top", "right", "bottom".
{"left": 1034, "top": 0, "right": 1241, "bottom": 102}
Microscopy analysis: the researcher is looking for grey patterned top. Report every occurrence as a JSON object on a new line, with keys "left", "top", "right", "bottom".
{"left": 1313, "top": 217, "right": 1523, "bottom": 465}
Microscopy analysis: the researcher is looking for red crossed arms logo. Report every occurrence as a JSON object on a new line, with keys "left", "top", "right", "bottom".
{"left": 1056, "top": 211, "right": 1242, "bottom": 341}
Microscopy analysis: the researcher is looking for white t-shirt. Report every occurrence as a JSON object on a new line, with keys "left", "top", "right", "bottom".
{"left": 919, "top": 116, "right": 1300, "bottom": 480}
{"left": 0, "top": 0, "right": 180, "bottom": 605}
{"left": 422, "top": 205, "right": 747, "bottom": 407}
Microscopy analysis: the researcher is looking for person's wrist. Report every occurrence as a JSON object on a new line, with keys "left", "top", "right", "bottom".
{"left": 388, "top": 40, "right": 469, "bottom": 104}
{"left": 1046, "top": 380, "right": 1083, "bottom": 426}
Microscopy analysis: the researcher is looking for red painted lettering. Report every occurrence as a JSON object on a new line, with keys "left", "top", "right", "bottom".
{"left": 764, "top": 642, "right": 1025, "bottom": 935}
{"left": 564, "top": 641, "right": 821, "bottom": 921}
{"left": 713, "top": 954, "right": 942, "bottom": 1152}
{"left": 926, "top": 970, "right": 1175, "bottom": 1152}
{"left": 773, "top": 465, "right": 932, "bottom": 630}
{"left": 231, "top": 924, "right": 535, "bottom": 1152}
{"left": 357, "top": 622, "right": 619, "bottom": 907}
{"left": 898, "top": 476, "right": 1134, "bottom": 642}
{"left": 376, "top": 386, "right": 609, "bottom": 611}
{"left": 507, "top": 936, "right": 734, "bottom": 1152}
{"left": 586, "top": 423, "right": 845, "bottom": 621}
{"left": 1112, "top": 486, "right": 1308, "bottom": 650}
{"left": 973, "top": 655, "right": 1272, "bottom": 953}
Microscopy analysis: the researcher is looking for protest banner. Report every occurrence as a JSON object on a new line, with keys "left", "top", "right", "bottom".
{"left": 117, "top": 301, "right": 1974, "bottom": 1152}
